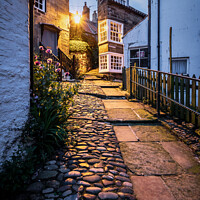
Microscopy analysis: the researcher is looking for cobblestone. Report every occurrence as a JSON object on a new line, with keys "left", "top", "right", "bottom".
{"left": 24, "top": 83, "right": 135, "bottom": 199}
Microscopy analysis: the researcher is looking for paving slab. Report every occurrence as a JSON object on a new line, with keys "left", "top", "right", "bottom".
{"left": 101, "top": 88, "right": 124, "bottom": 97}
{"left": 120, "top": 142, "right": 182, "bottom": 175}
{"left": 114, "top": 126, "right": 138, "bottom": 142}
{"left": 106, "top": 108, "right": 140, "bottom": 121}
{"left": 161, "top": 141, "right": 200, "bottom": 171}
{"left": 162, "top": 174, "right": 200, "bottom": 200}
{"left": 103, "top": 100, "right": 144, "bottom": 109}
{"left": 131, "top": 176, "right": 175, "bottom": 200}
{"left": 130, "top": 125, "right": 176, "bottom": 142}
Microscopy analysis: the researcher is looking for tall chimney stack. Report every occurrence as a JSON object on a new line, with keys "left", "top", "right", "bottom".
{"left": 82, "top": 2, "right": 90, "bottom": 21}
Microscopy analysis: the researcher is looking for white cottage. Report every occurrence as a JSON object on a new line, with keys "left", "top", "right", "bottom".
{"left": 0, "top": 0, "right": 30, "bottom": 166}
{"left": 123, "top": 17, "right": 148, "bottom": 68}
{"left": 151, "top": 0, "right": 200, "bottom": 76}
{"left": 123, "top": 0, "right": 200, "bottom": 77}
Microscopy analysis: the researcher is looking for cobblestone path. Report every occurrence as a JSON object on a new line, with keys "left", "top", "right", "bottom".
{"left": 26, "top": 84, "right": 135, "bottom": 200}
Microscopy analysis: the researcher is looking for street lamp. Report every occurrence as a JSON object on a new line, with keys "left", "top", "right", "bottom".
{"left": 74, "top": 11, "right": 81, "bottom": 24}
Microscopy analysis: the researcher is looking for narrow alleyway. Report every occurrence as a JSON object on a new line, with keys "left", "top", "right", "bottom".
{"left": 25, "top": 74, "right": 200, "bottom": 200}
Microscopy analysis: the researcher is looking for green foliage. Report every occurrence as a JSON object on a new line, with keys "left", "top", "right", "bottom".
{"left": 27, "top": 62, "right": 78, "bottom": 159}
{"left": 0, "top": 146, "right": 36, "bottom": 196}
{"left": 70, "top": 40, "right": 91, "bottom": 53}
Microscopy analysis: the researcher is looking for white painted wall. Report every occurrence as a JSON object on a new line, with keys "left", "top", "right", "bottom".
{"left": 0, "top": 0, "right": 30, "bottom": 166}
{"left": 123, "top": 17, "right": 148, "bottom": 68}
{"left": 151, "top": 0, "right": 200, "bottom": 77}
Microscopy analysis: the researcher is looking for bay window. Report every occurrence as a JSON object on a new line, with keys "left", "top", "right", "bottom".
{"left": 99, "top": 53, "right": 123, "bottom": 73}
{"left": 98, "top": 19, "right": 123, "bottom": 44}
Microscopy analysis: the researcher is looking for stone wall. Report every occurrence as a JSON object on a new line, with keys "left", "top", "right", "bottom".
{"left": 34, "top": 0, "right": 70, "bottom": 55}
{"left": 70, "top": 52, "right": 91, "bottom": 74}
{"left": 0, "top": 0, "right": 30, "bottom": 166}
{"left": 98, "top": 0, "right": 146, "bottom": 34}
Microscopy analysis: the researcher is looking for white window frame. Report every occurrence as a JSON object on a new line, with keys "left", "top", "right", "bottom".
{"left": 35, "top": 0, "right": 46, "bottom": 12}
{"left": 99, "top": 54, "right": 108, "bottom": 72}
{"left": 98, "top": 20, "right": 108, "bottom": 44}
{"left": 99, "top": 52, "right": 124, "bottom": 73}
{"left": 110, "top": 20, "right": 123, "bottom": 43}
{"left": 98, "top": 19, "right": 124, "bottom": 45}
{"left": 171, "top": 57, "right": 188, "bottom": 75}
{"left": 129, "top": 46, "right": 148, "bottom": 68}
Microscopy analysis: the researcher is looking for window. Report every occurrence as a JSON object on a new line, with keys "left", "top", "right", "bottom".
{"left": 130, "top": 47, "right": 148, "bottom": 67}
{"left": 110, "top": 22, "right": 122, "bottom": 43}
{"left": 98, "top": 19, "right": 123, "bottom": 44}
{"left": 111, "top": 55, "right": 122, "bottom": 70}
{"left": 100, "top": 55, "right": 108, "bottom": 70}
{"left": 35, "top": 0, "right": 46, "bottom": 12}
{"left": 172, "top": 59, "right": 187, "bottom": 75}
{"left": 99, "top": 21, "right": 107, "bottom": 43}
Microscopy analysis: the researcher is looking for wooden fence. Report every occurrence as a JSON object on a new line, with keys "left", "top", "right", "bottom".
{"left": 122, "top": 66, "right": 200, "bottom": 127}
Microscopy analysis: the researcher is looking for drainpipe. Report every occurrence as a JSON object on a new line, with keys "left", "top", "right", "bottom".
{"left": 148, "top": 0, "right": 151, "bottom": 69}
{"left": 127, "top": 0, "right": 129, "bottom": 7}
{"left": 157, "top": 0, "right": 160, "bottom": 71}
{"left": 157, "top": 0, "right": 161, "bottom": 116}
{"left": 29, "top": 0, "right": 34, "bottom": 99}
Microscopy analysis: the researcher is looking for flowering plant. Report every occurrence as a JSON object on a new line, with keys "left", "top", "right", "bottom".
{"left": 47, "top": 58, "right": 53, "bottom": 64}
{"left": 34, "top": 61, "right": 41, "bottom": 66}
{"left": 39, "top": 46, "right": 44, "bottom": 51}
{"left": 46, "top": 49, "right": 52, "bottom": 54}
{"left": 55, "top": 68, "right": 61, "bottom": 73}
{"left": 65, "top": 72, "right": 70, "bottom": 76}
{"left": 55, "top": 62, "right": 61, "bottom": 67}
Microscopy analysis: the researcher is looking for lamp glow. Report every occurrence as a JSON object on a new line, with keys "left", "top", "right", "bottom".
{"left": 74, "top": 12, "right": 81, "bottom": 24}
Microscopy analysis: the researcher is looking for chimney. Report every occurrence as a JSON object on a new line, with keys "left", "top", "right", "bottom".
{"left": 82, "top": 2, "right": 90, "bottom": 21}
{"left": 92, "top": 10, "right": 98, "bottom": 23}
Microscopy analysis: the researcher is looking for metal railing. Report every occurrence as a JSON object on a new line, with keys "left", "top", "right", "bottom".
{"left": 123, "top": 66, "right": 200, "bottom": 127}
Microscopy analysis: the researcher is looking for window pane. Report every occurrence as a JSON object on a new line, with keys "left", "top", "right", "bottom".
{"left": 172, "top": 60, "right": 187, "bottom": 74}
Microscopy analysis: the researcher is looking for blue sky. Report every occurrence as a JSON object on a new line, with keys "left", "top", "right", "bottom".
{"left": 69, "top": 0, "right": 148, "bottom": 20}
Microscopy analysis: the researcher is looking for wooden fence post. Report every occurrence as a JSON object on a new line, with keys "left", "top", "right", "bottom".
{"left": 180, "top": 75, "right": 184, "bottom": 120}
{"left": 198, "top": 77, "right": 200, "bottom": 127}
{"left": 170, "top": 75, "right": 174, "bottom": 116}
{"left": 130, "top": 66, "right": 132, "bottom": 98}
{"left": 156, "top": 71, "right": 161, "bottom": 116}
{"left": 192, "top": 74, "right": 196, "bottom": 125}
{"left": 122, "top": 66, "right": 126, "bottom": 90}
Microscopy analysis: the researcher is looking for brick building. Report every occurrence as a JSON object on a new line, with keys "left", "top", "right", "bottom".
{"left": 0, "top": 0, "right": 29, "bottom": 165}
{"left": 34, "top": 0, "right": 70, "bottom": 56}
{"left": 98, "top": 0, "right": 146, "bottom": 74}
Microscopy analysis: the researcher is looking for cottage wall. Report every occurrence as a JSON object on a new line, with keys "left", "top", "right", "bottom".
{"left": 123, "top": 18, "right": 148, "bottom": 68}
{"left": 34, "top": 0, "right": 70, "bottom": 55}
{"left": 0, "top": 0, "right": 29, "bottom": 165}
{"left": 151, "top": 0, "right": 200, "bottom": 76}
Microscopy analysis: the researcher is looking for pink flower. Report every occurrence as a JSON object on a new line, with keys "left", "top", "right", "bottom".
{"left": 47, "top": 58, "right": 53, "bottom": 64}
{"left": 46, "top": 49, "right": 52, "bottom": 54}
{"left": 34, "top": 61, "right": 41, "bottom": 66}
{"left": 55, "top": 62, "right": 61, "bottom": 67}
{"left": 65, "top": 72, "right": 70, "bottom": 76}
{"left": 55, "top": 68, "right": 61, "bottom": 73}
{"left": 39, "top": 66, "right": 43, "bottom": 70}
{"left": 39, "top": 46, "right": 44, "bottom": 51}
{"left": 34, "top": 55, "right": 38, "bottom": 60}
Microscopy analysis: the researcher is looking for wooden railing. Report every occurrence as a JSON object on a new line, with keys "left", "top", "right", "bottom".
{"left": 123, "top": 66, "right": 200, "bottom": 127}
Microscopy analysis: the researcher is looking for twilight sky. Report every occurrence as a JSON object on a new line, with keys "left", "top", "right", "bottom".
{"left": 69, "top": 0, "right": 148, "bottom": 20}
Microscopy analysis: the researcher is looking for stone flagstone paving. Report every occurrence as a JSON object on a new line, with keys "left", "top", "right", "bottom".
{"left": 26, "top": 84, "right": 135, "bottom": 200}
